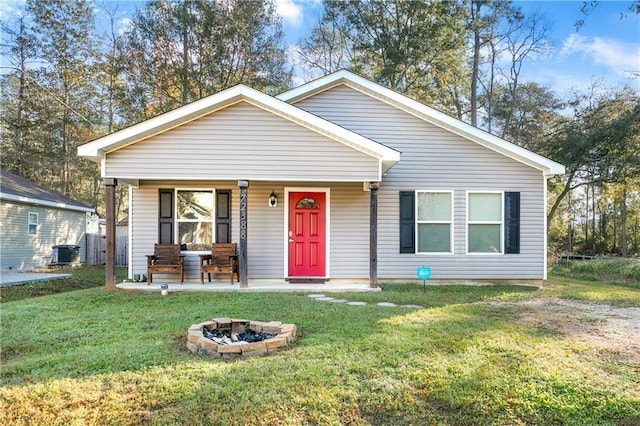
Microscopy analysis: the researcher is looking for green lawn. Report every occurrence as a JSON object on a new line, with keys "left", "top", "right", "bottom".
{"left": 1, "top": 269, "right": 639, "bottom": 425}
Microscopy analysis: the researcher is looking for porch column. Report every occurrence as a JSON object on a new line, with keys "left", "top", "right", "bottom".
{"left": 238, "top": 180, "right": 249, "bottom": 288}
{"left": 104, "top": 178, "right": 118, "bottom": 290}
{"left": 369, "top": 182, "right": 380, "bottom": 288}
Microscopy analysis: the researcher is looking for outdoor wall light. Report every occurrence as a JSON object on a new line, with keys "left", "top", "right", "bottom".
{"left": 269, "top": 190, "right": 278, "bottom": 207}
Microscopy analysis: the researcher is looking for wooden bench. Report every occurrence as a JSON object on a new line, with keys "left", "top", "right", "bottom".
{"left": 146, "top": 244, "right": 185, "bottom": 284}
{"left": 199, "top": 243, "right": 239, "bottom": 284}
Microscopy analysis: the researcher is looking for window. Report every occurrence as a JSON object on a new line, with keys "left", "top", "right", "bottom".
{"left": 401, "top": 190, "right": 520, "bottom": 255}
{"left": 468, "top": 192, "right": 502, "bottom": 253}
{"left": 28, "top": 212, "right": 38, "bottom": 235}
{"left": 416, "top": 191, "right": 453, "bottom": 253}
{"left": 176, "top": 190, "right": 213, "bottom": 251}
{"left": 296, "top": 197, "right": 319, "bottom": 209}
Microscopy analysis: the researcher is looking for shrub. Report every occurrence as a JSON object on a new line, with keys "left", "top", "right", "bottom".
{"left": 551, "top": 257, "right": 640, "bottom": 286}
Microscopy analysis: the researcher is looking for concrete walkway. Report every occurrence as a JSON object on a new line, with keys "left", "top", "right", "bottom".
{"left": 117, "top": 279, "right": 381, "bottom": 293}
{"left": 307, "top": 293, "right": 422, "bottom": 308}
{"left": 0, "top": 271, "right": 72, "bottom": 287}
{"left": 0, "top": 272, "right": 422, "bottom": 308}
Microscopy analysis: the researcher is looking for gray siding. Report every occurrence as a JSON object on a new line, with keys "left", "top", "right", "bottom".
{"left": 130, "top": 181, "right": 239, "bottom": 280}
{"left": 329, "top": 183, "right": 370, "bottom": 277}
{"left": 130, "top": 181, "right": 370, "bottom": 281}
{"left": 106, "top": 102, "right": 379, "bottom": 182}
{"left": 295, "top": 85, "right": 546, "bottom": 280}
{"left": 0, "top": 201, "right": 87, "bottom": 270}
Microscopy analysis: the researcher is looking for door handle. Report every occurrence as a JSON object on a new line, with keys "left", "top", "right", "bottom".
{"left": 288, "top": 239, "right": 294, "bottom": 243}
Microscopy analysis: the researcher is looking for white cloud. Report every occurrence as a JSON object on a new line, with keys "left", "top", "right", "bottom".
{"left": 560, "top": 33, "right": 640, "bottom": 77}
{"left": 275, "top": 0, "right": 304, "bottom": 27}
{"left": 117, "top": 17, "right": 133, "bottom": 36}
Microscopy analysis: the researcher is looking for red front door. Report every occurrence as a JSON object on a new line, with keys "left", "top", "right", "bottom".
{"left": 288, "top": 192, "right": 326, "bottom": 277}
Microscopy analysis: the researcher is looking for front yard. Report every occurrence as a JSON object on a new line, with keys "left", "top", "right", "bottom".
{"left": 1, "top": 269, "right": 639, "bottom": 425}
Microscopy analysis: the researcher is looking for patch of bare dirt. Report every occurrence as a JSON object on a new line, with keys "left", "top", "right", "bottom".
{"left": 492, "top": 297, "right": 640, "bottom": 365}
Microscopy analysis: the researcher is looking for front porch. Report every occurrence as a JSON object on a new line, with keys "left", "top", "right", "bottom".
{"left": 117, "top": 278, "right": 381, "bottom": 293}
{"left": 78, "top": 84, "right": 400, "bottom": 291}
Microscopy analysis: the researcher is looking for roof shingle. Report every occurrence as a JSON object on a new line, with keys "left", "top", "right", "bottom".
{"left": 0, "top": 169, "right": 94, "bottom": 212}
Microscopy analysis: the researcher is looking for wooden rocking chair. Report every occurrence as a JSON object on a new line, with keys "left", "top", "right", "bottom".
{"left": 199, "top": 243, "right": 239, "bottom": 284}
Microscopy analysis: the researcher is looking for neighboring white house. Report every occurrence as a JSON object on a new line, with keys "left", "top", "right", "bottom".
{"left": 78, "top": 70, "right": 564, "bottom": 286}
{"left": 0, "top": 170, "right": 95, "bottom": 270}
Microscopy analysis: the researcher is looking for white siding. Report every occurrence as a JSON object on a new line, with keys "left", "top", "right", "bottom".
{"left": 0, "top": 201, "right": 87, "bottom": 270}
{"left": 295, "top": 85, "right": 547, "bottom": 280}
{"left": 106, "top": 102, "right": 379, "bottom": 182}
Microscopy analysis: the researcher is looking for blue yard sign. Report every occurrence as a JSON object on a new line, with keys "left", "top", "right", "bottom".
{"left": 417, "top": 267, "right": 431, "bottom": 291}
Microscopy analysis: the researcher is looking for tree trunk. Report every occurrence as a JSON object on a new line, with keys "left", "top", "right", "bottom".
{"left": 547, "top": 171, "right": 576, "bottom": 228}
{"left": 591, "top": 184, "right": 596, "bottom": 253}
{"left": 621, "top": 186, "right": 628, "bottom": 257}
{"left": 470, "top": 1, "right": 482, "bottom": 127}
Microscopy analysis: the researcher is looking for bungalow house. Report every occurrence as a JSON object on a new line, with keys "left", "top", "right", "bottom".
{"left": 78, "top": 70, "right": 564, "bottom": 288}
{"left": 0, "top": 170, "right": 95, "bottom": 270}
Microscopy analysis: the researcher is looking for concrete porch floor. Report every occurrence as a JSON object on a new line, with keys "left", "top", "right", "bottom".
{"left": 117, "top": 279, "right": 382, "bottom": 293}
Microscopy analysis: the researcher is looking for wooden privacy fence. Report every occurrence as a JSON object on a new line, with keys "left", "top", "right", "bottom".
{"left": 86, "top": 234, "right": 128, "bottom": 266}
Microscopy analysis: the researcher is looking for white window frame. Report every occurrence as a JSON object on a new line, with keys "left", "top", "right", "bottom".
{"left": 466, "top": 191, "right": 504, "bottom": 255}
{"left": 28, "top": 212, "right": 38, "bottom": 236}
{"left": 175, "top": 188, "right": 215, "bottom": 253}
{"left": 415, "top": 190, "right": 454, "bottom": 255}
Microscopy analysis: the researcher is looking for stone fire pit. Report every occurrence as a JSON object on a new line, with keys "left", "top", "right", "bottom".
{"left": 187, "top": 317, "right": 297, "bottom": 358}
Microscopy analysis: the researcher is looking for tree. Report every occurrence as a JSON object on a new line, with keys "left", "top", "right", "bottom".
{"left": 466, "top": 0, "right": 515, "bottom": 127}
{"left": 470, "top": 5, "right": 551, "bottom": 134}
{"left": 25, "top": 0, "right": 100, "bottom": 199}
{"left": 95, "top": 0, "right": 129, "bottom": 134}
{"left": 90, "top": 1, "right": 132, "bottom": 218}
{"left": 495, "top": 9, "right": 551, "bottom": 136}
{"left": 299, "top": 0, "right": 468, "bottom": 117}
{"left": 489, "top": 81, "right": 563, "bottom": 151}
{"left": 576, "top": 1, "right": 640, "bottom": 30}
{"left": 546, "top": 87, "right": 640, "bottom": 241}
{"left": 296, "top": 11, "right": 354, "bottom": 78}
{"left": 0, "top": 17, "right": 39, "bottom": 180}
{"left": 121, "top": 0, "right": 292, "bottom": 121}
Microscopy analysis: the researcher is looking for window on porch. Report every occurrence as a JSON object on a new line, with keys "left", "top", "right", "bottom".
{"left": 177, "top": 190, "right": 213, "bottom": 251}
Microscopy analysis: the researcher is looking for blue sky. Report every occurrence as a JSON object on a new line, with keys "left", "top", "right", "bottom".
{"left": 275, "top": 0, "right": 640, "bottom": 94}
{"left": 2, "top": 0, "right": 638, "bottom": 96}
{"left": 513, "top": 1, "right": 640, "bottom": 95}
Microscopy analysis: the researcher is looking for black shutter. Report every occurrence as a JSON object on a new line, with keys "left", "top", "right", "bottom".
{"left": 505, "top": 192, "right": 520, "bottom": 254}
{"left": 216, "top": 190, "right": 231, "bottom": 243}
{"left": 158, "top": 189, "right": 174, "bottom": 244}
{"left": 399, "top": 191, "right": 415, "bottom": 253}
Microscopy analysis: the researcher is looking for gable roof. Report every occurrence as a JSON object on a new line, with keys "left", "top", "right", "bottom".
{"left": 0, "top": 170, "right": 94, "bottom": 213}
{"left": 78, "top": 84, "right": 400, "bottom": 175}
{"left": 278, "top": 70, "right": 565, "bottom": 176}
